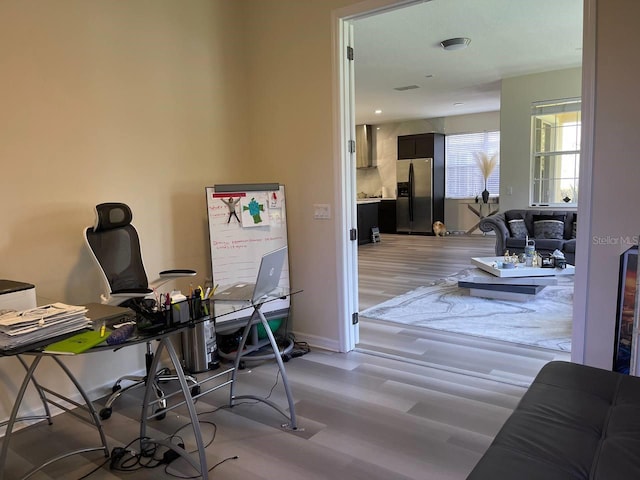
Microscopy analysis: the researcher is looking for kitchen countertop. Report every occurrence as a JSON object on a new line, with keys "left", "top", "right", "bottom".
{"left": 356, "top": 197, "right": 396, "bottom": 204}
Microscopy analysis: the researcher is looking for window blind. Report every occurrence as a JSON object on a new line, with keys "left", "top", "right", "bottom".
{"left": 445, "top": 131, "right": 500, "bottom": 199}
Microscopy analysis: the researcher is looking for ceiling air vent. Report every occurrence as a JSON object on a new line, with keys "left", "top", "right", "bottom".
{"left": 394, "top": 85, "right": 420, "bottom": 91}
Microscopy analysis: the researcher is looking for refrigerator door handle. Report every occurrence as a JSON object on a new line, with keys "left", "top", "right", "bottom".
{"left": 408, "top": 162, "right": 414, "bottom": 222}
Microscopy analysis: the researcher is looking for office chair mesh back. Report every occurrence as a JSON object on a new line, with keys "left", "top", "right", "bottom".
{"left": 85, "top": 203, "right": 149, "bottom": 294}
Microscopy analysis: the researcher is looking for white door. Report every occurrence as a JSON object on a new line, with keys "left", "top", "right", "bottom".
{"left": 336, "top": 18, "right": 359, "bottom": 351}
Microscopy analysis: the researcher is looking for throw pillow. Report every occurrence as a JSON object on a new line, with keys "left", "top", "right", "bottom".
{"left": 572, "top": 215, "right": 577, "bottom": 239}
{"left": 532, "top": 214, "right": 566, "bottom": 240}
{"left": 508, "top": 219, "right": 529, "bottom": 239}
{"left": 534, "top": 219, "right": 565, "bottom": 239}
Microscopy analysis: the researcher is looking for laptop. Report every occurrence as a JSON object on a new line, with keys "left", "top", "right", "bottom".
{"left": 214, "top": 246, "right": 287, "bottom": 303}
{"left": 83, "top": 302, "right": 137, "bottom": 327}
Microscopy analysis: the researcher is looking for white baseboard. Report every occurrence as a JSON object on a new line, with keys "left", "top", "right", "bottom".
{"left": 290, "top": 331, "right": 341, "bottom": 352}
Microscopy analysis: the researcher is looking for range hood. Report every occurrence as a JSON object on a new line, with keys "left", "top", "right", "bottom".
{"left": 356, "top": 124, "right": 376, "bottom": 169}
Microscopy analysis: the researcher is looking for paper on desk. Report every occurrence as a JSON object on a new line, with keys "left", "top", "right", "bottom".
{"left": 0, "top": 303, "right": 86, "bottom": 331}
{"left": 0, "top": 303, "right": 91, "bottom": 351}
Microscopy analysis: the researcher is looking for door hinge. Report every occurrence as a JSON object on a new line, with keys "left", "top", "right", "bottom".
{"left": 347, "top": 46, "right": 354, "bottom": 61}
{"left": 348, "top": 139, "right": 356, "bottom": 154}
{"left": 349, "top": 228, "right": 357, "bottom": 241}
{"left": 352, "top": 312, "right": 359, "bottom": 325}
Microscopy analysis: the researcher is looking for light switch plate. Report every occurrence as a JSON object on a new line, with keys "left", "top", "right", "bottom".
{"left": 313, "top": 204, "right": 331, "bottom": 220}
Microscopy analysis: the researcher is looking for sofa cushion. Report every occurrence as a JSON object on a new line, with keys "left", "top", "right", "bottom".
{"left": 564, "top": 239, "right": 576, "bottom": 254}
{"left": 467, "top": 361, "right": 640, "bottom": 480}
{"left": 508, "top": 219, "right": 529, "bottom": 239}
{"left": 533, "top": 214, "right": 566, "bottom": 239}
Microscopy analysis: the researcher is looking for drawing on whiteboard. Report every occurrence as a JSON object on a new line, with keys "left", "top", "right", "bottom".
{"left": 270, "top": 191, "right": 281, "bottom": 208}
{"left": 220, "top": 197, "right": 241, "bottom": 223}
{"left": 241, "top": 195, "right": 269, "bottom": 227}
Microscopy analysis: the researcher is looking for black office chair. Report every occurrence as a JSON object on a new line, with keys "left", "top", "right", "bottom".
{"left": 84, "top": 202, "right": 198, "bottom": 420}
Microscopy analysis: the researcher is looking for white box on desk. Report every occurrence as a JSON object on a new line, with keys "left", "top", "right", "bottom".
{"left": 0, "top": 279, "right": 37, "bottom": 311}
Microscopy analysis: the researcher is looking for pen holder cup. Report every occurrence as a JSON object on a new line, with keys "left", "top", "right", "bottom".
{"left": 168, "top": 300, "right": 190, "bottom": 326}
{"left": 185, "top": 297, "right": 209, "bottom": 323}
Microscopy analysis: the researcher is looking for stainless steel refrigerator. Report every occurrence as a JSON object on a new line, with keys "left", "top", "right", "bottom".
{"left": 396, "top": 158, "right": 433, "bottom": 234}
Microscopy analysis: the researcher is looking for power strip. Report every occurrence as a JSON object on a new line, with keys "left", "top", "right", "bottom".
{"left": 163, "top": 443, "right": 185, "bottom": 464}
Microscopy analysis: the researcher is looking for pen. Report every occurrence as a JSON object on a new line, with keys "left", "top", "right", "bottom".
{"left": 100, "top": 322, "right": 106, "bottom": 338}
{"left": 208, "top": 284, "right": 219, "bottom": 298}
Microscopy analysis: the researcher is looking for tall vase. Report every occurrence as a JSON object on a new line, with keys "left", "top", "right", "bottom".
{"left": 481, "top": 182, "right": 489, "bottom": 204}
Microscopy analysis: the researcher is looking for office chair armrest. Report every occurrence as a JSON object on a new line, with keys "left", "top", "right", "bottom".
{"left": 112, "top": 288, "right": 155, "bottom": 295}
{"left": 103, "top": 290, "right": 154, "bottom": 306}
{"left": 159, "top": 269, "right": 197, "bottom": 278}
{"left": 149, "top": 269, "right": 197, "bottom": 291}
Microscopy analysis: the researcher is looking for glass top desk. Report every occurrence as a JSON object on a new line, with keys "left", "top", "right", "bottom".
{"left": 0, "top": 287, "right": 302, "bottom": 480}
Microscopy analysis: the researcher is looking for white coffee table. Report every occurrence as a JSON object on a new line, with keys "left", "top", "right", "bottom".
{"left": 471, "top": 256, "right": 575, "bottom": 278}
{"left": 458, "top": 257, "right": 575, "bottom": 301}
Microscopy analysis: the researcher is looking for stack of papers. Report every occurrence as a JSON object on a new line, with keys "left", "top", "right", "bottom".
{"left": 0, "top": 303, "right": 92, "bottom": 352}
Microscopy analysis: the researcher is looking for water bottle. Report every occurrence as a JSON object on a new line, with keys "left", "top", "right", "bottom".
{"left": 524, "top": 237, "right": 535, "bottom": 267}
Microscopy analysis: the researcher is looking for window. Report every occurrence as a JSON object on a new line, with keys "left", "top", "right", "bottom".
{"left": 445, "top": 131, "right": 500, "bottom": 199}
{"left": 531, "top": 98, "right": 581, "bottom": 206}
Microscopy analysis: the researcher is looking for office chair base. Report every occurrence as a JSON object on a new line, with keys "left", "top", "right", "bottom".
{"left": 99, "top": 370, "right": 199, "bottom": 420}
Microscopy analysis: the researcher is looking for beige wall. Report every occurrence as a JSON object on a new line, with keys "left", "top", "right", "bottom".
{"left": 0, "top": 0, "right": 248, "bottom": 421}
{"left": 242, "top": 0, "right": 359, "bottom": 349}
{"left": 500, "top": 67, "right": 582, "bottom": 212}
{"left": 575, "top": 0, "right": 640, "bottom": 368}
{"left": 0, "top": 0, "right": 636, "bottom": 426}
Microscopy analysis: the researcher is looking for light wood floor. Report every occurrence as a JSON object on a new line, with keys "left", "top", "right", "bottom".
{"left": 358, "top": 233, "right": 499, "bottom": 311}
{"left": 357, "top": 234, "right": 570, "bottom": 385}
{"left": 3, "top": 350, "right": 527, "bottom": 480}
{"left": 3, "top": 234, "right": 570, "bottom": 479}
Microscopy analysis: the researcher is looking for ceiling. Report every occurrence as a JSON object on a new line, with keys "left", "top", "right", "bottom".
{"left": 353, "top": 0, "right": 583, "bottom": 125}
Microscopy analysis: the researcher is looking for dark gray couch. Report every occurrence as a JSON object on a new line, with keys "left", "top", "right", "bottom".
{"left": 479, "top": 209, "right": 577, "bottom": 264}
{"left": 467, "top": 361, "right": 640, "bottom": 480}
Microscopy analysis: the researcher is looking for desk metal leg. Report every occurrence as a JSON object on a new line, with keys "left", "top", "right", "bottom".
{"left": 140, "top": 337, "right": 208, "bottom": 479}
{"left": 229, "top": 305, "right": 298, "bottom": 430}
{"left": 50, "top": 356, "right": 110, "bottom": 453}
{"left": 0, "top": 354, "right": 110, "bottom": 480}
{"left": 14, "top": 355, "right": 53, "bottom": 425}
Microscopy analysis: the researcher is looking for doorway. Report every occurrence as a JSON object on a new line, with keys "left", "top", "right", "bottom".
{"left": 335, "top": 0, "right": 592, "bottom": 365}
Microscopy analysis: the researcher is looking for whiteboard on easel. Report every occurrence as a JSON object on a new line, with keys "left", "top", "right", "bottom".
{"left": 205, "top": 183, "right": 289, "bottom": 324}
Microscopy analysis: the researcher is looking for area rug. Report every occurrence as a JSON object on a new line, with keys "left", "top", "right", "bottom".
{"left": 360, "top": 269, "right": 573, "bottom": 352}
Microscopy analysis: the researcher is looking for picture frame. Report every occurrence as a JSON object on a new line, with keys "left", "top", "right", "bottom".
{"left": 632, "top": 242, "right": 640, "bottom": 377}
{"left": 613, "top": 245, "right": 638, "bottom": 374}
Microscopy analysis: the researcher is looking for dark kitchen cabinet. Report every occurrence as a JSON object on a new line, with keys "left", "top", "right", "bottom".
{"left": 397, "top": 133, "right": 435, "bottom": 159}
{"left": 378, "top": 199, "right": 396, "bottom": 233}
{"left": 357, "top": 202, "right": 379, "bottom": 245}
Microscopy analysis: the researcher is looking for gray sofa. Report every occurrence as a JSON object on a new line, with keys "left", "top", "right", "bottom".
{"left": 467, "top": 361, "right": 640, "bottom": 480}
{"left": 479, "top": 209, "right": 577, "bottom": 265}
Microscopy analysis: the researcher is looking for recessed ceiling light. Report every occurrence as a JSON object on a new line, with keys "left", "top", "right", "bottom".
{"left": 425, "top": 74, "right": 434, "bottom": 78}
{"left": 440, "top": 37, "right": 471, "bottom": 51}
{"left": 453, "top": 102, "right": 464, "bottom": 107}
{"left": 374, "top": 109, "right": 382, "bottom": 115}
